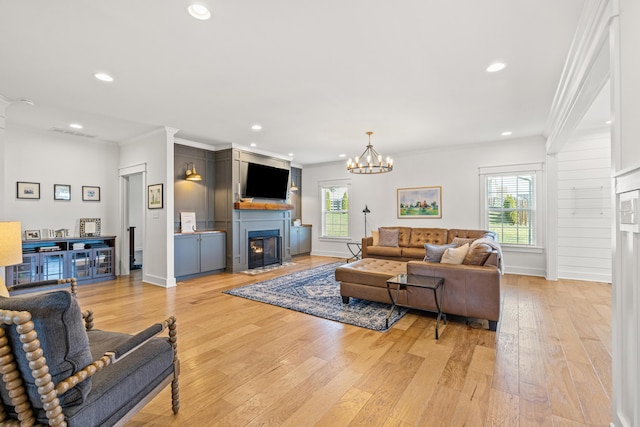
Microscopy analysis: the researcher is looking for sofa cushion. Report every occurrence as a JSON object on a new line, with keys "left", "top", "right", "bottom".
{"left": 424, "top": 243, "right": 457, "bottom": 262}
{"left": 452, "top": 237, "right": 476, "bottom": 247}
{"left": 463, "top": 243, "right": 493, "bottom": 265}
{"left": 367, "top": 245, "right": 403, "bottom": 258}
{"left": 441, "top": 243, "right": 469, "bottom": 264}
{"left": 402, "top": 247, "right": 430, "bottom": 259}
{"left": 447, "top": 229, "right": 491, "bottom": 244}
{"left": 408, "top": 228, "right": 448, "bottom": 247}
{"left": 379, "top": 227, "right": 412, "bottom": 247}
{"left": 378, "top": 228, "right": 400, "bottom": 247}
{"left": 0, "top": 291, "right": 93, "bottom": 409}
{"left": 371, "top": 230, "right": 379, "bottom": 246}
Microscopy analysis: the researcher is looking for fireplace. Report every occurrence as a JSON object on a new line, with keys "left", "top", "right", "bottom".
{"left": 248, "top": 230, "right": 282, "bottom": 269}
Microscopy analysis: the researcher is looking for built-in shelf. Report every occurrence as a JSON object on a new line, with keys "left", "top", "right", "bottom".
{"left": 234, "top": 202, "right": 294, "bottom": 210}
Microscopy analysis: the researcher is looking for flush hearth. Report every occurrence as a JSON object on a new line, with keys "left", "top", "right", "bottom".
{"left": 248, "top": 230, "right": 282, "bottom": 269}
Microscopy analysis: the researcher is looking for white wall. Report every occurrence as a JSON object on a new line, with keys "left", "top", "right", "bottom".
{"left": 556, "top": 129, "right": 612, "bottom": 282}
{"left": 3, "top": 125, "right": 119, "bottom": 235}
{"left": 119, "top": 127, "right": 176, "bottom": 287}
{"left": 303, "top": 137, "right": 547, "bottom": 275}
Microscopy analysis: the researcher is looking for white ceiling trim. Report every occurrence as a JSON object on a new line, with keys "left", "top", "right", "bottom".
{"left": 545, "top": 0, "right": 615, "bottom": 154}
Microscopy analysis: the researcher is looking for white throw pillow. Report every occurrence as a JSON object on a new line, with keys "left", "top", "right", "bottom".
{"left": 371, "top": 230, "right": 379, "bottom": 246}
{"left": 441, "top": 243, "right": 469, "bottom": 265}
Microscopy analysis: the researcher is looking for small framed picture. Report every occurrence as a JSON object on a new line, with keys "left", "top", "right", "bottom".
{"left": 80, "top": 218, "right": 101, "bottom": 237}
{"left": 17, "top": 182, "right": 40, "bottom": 199}
{"left": 24, "top": 229, "right": 41, "bottom": 240}
{"left": 82, "top": 186, "right": 101, "bottom": 201}
{"left": 148, "top": 183, "right": 163, "bottom": 209}
{"left": 54, "top": 184, "right": 71, "bottom": 201}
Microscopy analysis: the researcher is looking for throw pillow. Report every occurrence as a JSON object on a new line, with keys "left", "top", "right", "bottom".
{"left": 441, "top": 243, "right": 469, "bottom": 265}
{"left": 378, "top": 228, "right": 400, "bottom": 247}
{"left": 463, "top": 243, "right": 493, "bottom": 265}
{"left": 0, "top": 291, "right": 93, "bottom": 408}
{"left": 423, "top": 243, "right": 457, "bottom": 263}
{"left": 371, "top": 230, "right": 379, "bottom": 246}
{"left": 452, "top": 237, "right": 476, "bottom": 247}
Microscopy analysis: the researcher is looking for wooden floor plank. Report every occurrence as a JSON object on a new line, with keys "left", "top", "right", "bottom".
{"left": 63, "top": 255, "right": 611, "bottom": 426}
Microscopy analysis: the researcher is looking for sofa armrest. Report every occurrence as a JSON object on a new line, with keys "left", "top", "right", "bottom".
{"left": 406, "top": 261, "right": 501, "bottom": 321}
{"left": 362, "top": 236, "right": 373, "bottom": 258}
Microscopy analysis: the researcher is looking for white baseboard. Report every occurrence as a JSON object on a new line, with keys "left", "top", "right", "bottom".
{"left": 143, "top": 273, "right": 177, "bottom": 288}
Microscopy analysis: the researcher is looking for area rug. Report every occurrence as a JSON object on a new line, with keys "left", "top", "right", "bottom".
{"left": 239, "top": 261, "right": 296, "bottom": 275}
{"left": 224, "top": 261, "right": 409, "bottom": 331}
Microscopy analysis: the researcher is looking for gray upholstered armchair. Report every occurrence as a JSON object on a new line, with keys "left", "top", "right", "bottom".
{"left": 0, "top": 283, "right": 180, "bottom": 426}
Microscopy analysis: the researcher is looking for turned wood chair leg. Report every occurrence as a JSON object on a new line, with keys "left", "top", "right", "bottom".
{"left": 168, "top": 317, "right": 180, "bottom": 415}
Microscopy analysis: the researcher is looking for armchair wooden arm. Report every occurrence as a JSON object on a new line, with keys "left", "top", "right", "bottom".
{"left": 0, "top": 310, "right": 179, "bottom": 427}
{"left": 6, "top": 278, "right": 77, "bottom": 297}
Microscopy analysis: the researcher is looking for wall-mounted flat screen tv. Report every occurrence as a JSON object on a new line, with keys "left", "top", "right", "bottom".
{"left": 244, "top": 163, "right": 290, "bottom": 200}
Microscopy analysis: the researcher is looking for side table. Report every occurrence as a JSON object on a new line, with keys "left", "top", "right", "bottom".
{"left": 346, "top": 242, "right": 362, "bottom": 262}
{"left": 386, "top": 274, "right": 446, "bottom": 339}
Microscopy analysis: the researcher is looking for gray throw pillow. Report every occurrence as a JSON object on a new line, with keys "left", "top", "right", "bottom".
{"left": 378, "top": 228, "right": 400, "bottom": 247}
{"left": 424, "top": 243, "right": 457, "bottom": 262}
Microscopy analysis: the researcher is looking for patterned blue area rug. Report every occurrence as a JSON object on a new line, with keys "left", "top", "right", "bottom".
{"left": 224, "top": 261, "right": 409, "bottom": 331}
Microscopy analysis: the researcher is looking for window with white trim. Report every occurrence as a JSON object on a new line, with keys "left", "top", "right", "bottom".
{"left": 479, "top": 163, "right": 543, "bottom": 246}
{"left": 320, "top": 182, "right": 350, "bottom": 238}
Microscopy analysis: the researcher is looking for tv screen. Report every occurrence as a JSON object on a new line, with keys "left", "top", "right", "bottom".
{"left": 244, "top": 163, "right": 290, "bottom": 200}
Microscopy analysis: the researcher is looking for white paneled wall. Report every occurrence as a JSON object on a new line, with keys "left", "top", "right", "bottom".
{"left": 556, "top": 130, "right": 612, "bottom": 282}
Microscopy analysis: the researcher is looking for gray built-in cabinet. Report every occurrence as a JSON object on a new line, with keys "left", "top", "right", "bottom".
{"left": 290, "top": 225, "right": 311, "bottom": 256}
{"left": 174, "top": 231, "right": 226, "bottom": 278}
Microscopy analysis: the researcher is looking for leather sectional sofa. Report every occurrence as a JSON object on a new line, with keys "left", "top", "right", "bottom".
{"left": 336, "top": 227, "right": 502, "bottom": 330}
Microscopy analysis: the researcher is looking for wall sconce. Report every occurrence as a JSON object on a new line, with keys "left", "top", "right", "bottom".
{"left": 291, "top": 180, "right": 298, "bottom": 192}
{"left": 185, "top": 162, "right": 202, "bottom": 181}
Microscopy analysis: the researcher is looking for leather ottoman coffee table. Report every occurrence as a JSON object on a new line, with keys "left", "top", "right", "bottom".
{"left": 335, "top": 258, "right": 407, "bottom": 305}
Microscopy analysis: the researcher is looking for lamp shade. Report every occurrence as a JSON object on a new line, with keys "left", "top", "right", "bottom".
{"left": 0, "top": 222, "right": 23, "bottom": 267}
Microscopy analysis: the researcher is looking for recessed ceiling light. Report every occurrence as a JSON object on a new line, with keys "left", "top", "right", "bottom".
{"left": 605, "top": 120, "right": 612, "bottom": 125}
{"left": 339, "top": 154, "right": 346, "bottom": 158}
{"left": 251, "top": 124, "right": 262, "bottom": 131}
{"left": 486, "top": 62, "right": 507, "bottom": 73}
{"left": 250, "top": 143, "right": 257, "bottom": 147}
{"left": 187, "top": 4, "right": 211, "bottom": 20}
{"left": 288, "top": 153, "right": 294, "bottom": 157}
{"left": 501, "top": 131, "right": 512, "bottom": 136}
{"left": 94, "top": 73, "right": 114, "bottom": 82}
{"left": 69, "top": 123, "right": 83, "bottom": 129}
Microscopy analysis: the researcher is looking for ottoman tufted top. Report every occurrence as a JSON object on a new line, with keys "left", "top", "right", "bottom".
{"left": 335, "top": 258, "right": 407, "bottom": 289}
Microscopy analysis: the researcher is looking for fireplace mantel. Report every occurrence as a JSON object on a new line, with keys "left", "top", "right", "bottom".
{"left": 234, "top": 202, "right": 294, "bottom": 211}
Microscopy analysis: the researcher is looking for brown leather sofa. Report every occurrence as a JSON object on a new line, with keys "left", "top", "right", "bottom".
{"left": 362, "top": 227, "right": 497, "bottom": 263}
{"left": 336, "top": 227, "right": 502, "bottom": 330}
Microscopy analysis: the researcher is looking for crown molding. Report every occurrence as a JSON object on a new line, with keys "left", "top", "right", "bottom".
{"left": 545, "top": 0, "right": 616, "bottom": 154}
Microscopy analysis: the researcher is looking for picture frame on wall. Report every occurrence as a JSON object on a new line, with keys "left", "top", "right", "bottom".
{"left": 148, "top": 183, "right": 163, "bottom": 209}
{"left": 397, "top": 186, "right": 442, "bottom": 219}
{"left": 82, "top": 186, "right": 101, "bottom": 201}
{"left": 16, "top": 182, "right": 40, "bottom": 199}
{"left": 24, "top": 229, "right": 41, "bottom": 240}
{"left": 54, "top": 184, "right": 71, "bottom": 201}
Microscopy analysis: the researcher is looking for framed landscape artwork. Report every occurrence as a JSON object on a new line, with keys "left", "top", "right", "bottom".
{"left": 397, "top": 186, "right": 442, "bottom": 218}
{"left": 54, "top": 184, "right": 71, "bottom": 201}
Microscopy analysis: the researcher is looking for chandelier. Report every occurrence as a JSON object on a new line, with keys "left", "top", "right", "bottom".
{"left": 347, "top": 131, "right": 393, "bottom": 174}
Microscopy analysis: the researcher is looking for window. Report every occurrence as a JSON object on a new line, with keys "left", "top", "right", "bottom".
{"left": 320, "top": 182, "right": 349, "bottom": 238}
{"left": 480, "top": 163, "right": 542, "bottom": 246}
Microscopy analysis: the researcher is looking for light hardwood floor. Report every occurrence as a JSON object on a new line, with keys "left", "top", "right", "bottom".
{"left": 75, "top": 256, "right": 612, "bottom": 426}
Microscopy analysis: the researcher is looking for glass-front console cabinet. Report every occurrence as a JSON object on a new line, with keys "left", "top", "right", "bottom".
{"left": 6, "top": 236, "right": 116, "bottom": 286}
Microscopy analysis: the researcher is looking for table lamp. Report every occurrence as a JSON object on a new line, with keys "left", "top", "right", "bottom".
{"left": 0, "top": 222, "right": 23, "bottom": 297}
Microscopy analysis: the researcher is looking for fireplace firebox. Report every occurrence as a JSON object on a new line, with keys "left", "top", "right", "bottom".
{"left": 248, "top": 230, "right": 282, "bottom": 269}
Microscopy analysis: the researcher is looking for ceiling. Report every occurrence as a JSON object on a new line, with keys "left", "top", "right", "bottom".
{"left": 0, "top": 1, "right": 596, "bottom": 165}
